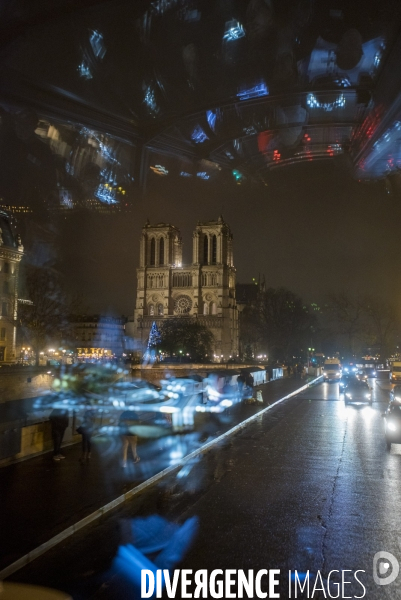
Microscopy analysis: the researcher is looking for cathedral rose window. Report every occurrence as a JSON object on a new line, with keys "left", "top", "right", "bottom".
{"left": 174, "top": 295, "right": 192, "bottom": 314}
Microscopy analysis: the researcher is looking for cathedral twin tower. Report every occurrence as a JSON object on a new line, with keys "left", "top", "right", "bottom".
{"left": 131, "top": 216, "right": 239, "bottom": 360}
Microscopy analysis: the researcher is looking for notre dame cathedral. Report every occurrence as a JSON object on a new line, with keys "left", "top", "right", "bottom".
{"left": 128, "top": 216, "right": 239, "bottom": 361}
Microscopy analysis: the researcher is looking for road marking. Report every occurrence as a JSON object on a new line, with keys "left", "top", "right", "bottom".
{"left": 0, "top": 376, "right": 322, "bottom": 580}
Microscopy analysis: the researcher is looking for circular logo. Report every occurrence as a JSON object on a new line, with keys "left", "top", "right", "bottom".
{"left": 174, "top": 295, "right": 192, "bottom": 314}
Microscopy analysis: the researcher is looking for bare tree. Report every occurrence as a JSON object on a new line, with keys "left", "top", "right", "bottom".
{"left": 17, "top": 265, "right": 73, "bottom": 365}
{"left": 324, "top": 292, "right": 366, "bottom": 359}
{"left": 258, "top": 287, "right": 316, "bottom": 362}
{"left": 362, "top": 296, "right": 400, "bottom": 360}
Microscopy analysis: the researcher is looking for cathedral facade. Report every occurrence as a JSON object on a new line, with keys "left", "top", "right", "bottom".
{"left": 129, "top": 216, "right": 238, "bottom": 361}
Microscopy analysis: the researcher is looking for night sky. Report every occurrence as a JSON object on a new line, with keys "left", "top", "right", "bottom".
{"left": 52, "top": 160, "right": 399, "bottom": 317}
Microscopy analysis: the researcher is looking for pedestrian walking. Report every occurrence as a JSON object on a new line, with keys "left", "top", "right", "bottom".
{"left": 245, "top": 373, "right": 254, "bottom": 388}
{"left": 119, "top": 410, "right": 141, "bottom": 468}
{"left": 49, "top": 407, "right": 69, "bottom": 461}
{"left": 237, "top": 374, "right": 245, "bottom": 396}
{"left": 77, "top": 406, "right": 96, "bottom": 462}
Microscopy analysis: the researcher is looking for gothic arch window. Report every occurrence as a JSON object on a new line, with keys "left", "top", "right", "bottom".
{"left": 150, "top": 238, "right": 155, "bottom": 266}
{"left": 3, "top": 262, "right": 9, "bottom": 274}
{"left": 159, "top": 275, "right": 164, "bottom": 287}
{"left": 211, "top": 302, "right": 217, "bottom": 315}
{"left": 202, "top": 273, "right": 207, "bottom": 286}
{"left": 148, "top": 304, "right": 155, "bottom": 316}
{"left": 159, "top": 238, "right": 164, "bottom": 265}
{"left": 203, "top": 235, "right": 208, "bottom": 265}
{"left": 158, "top": 303, "right": 164, "bottom": 316}
{"left": 212, "top": 235, "right": 217, "bottom": 265}
{"left": 203, "top": 302, "right": 209, "bottom": 315}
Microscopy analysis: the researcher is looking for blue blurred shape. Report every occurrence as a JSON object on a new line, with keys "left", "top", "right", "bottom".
{"left": 223, "top": 20, "right": 245, "bottom": 41}
{"left": 131, "top": 515, "right": 178, "bottom": 554}
{"left": 206, "top": 110, "right": 216, "bottom": 131}
{"left": 155, "top": 516, "right": 199, "bottom": 570}
{"left": 110, "top": 515, "right": 199, "bottom": 597}
{"left": 112, "top": 543, "right": 157, "bottom": 589}
{"left": 191, "top": 125, "right": 209, "bottom": 144}
{"left": 237, "top": 82, "right": 268, "bottom": 100}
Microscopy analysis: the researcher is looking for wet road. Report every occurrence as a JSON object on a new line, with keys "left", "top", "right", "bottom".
{"left": 7, "top": 376, "right": 401, "bottom": 599}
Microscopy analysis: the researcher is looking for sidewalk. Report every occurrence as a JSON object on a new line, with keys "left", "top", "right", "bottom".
{"left": 0, "top": 376, "right": 312, "bottom": 573}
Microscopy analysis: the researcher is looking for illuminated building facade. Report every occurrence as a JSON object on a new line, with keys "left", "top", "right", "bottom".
{"left": 72, "top": 315, "right": 126, "bottom": 358}
{"left": 128, "top": 217, "right": 238, "bottom": 361}
{"left": 0, "top": 210, "right": 24, "bottom": 363}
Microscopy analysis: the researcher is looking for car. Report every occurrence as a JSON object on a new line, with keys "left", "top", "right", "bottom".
{"left": 356, "top": 368, "right": 377, "bottom": 381}
{"left": 383, "top": 394, "right": 401, "bottom": 450}
{"left": 389, "top": 385, "right": 401, "bottom": 403}
{"left": 338, "top": 373, "right": 356, "bottom": 393}
{"left": 344, "top": 380, "right": 373, "bottom": 405}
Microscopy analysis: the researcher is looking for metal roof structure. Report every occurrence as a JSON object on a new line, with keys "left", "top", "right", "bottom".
{"left": 1, "top": 0, "right": 401, "bottom": 210}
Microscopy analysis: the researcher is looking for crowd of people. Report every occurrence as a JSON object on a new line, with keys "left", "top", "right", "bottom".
{"left": 49, "top": 405, "right": 141, "bottom": 467}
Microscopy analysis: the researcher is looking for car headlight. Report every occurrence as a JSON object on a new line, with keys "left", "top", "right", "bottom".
{"left": 346, "top": 393, "right": 352, "bottom": 399}
{"left": 365, "top": 394, "right": 371, "bottom": 399}
{"left": 388, "top": 421, "right": 397, "bottom": 432}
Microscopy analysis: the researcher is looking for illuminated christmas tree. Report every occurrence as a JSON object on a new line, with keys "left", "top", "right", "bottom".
{"left": 143, "top": 321, "right": 161, "bottom": 362}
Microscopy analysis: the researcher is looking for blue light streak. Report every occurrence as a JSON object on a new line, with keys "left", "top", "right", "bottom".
{"left": 196, "top": 172, "right": 209, "bottom": 180}
{"left": 78, "top": 61, "right": 92, "bottom": 80}
{"left": 180, "top": 172, "right": 192, "bottom": 177}
{"left": 144, "top": 85, "right": 159, "bottom": 114}
{"left": 333, "top": 76, "right": 351, "bottom": 88}
{"left": 90, "top": 30, "right": 106, "bottom": 59}
{"left": 223, "top": 20, "right": 245, "bottom": 41}
{"left": 191, "top": 125, "right": 209, "bottom": 144}
{"left": 306, "top": 93, "right": 346, "bottom": 111}
{"left": 206, "top": 110, "right": 217, "bottom": 132}
{"left": 236, "top": 82, "right": 268, "bottom": 101}
{"left": 95, "top": 184, "right": 118, "bottom": 204}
